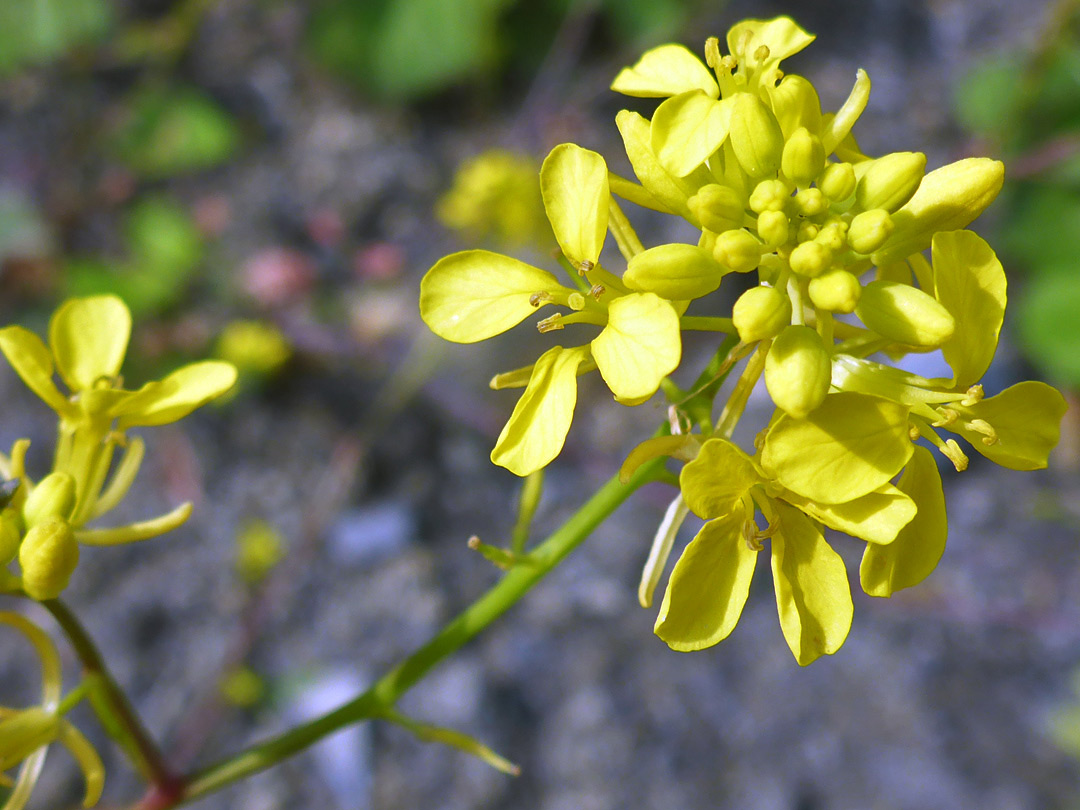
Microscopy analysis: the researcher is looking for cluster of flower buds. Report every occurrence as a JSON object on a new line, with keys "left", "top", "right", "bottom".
{"left": 0, "top": 295, "right": 236, "bottom": 601}
{"left": 421, "top": 16, "right": 1065, "bottom": 664}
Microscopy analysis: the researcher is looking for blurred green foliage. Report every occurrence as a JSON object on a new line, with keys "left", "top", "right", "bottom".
{"left": 0, "top": 0, "right": 111, "bottom": 75}
{"left": 306, "top": 0, "right": 698, "bottom": 101}
{"left": 110, "top": 86, "right": 242, "bottom": 178}
{"left": 65, "top": 197, "right": 203, "bottom": 317}
{"left": 955, "top": 9, "right": 1080, "bottom": 387}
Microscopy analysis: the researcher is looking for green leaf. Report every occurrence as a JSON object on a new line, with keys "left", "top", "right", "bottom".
{"left": 654, "top": 511, "right": 758, "bottom": 651}
{"left": 860, "top": 446, "right": 947, "bottom": 596}
{"left": 111, "top": 87, "right": 240, "bottom": 178}
{"left": 0, "top": 0, "right": 111, "bottom": 75}
{"left": 1016, "top": 266, "right": 1080, "bottom": 385}
{"left": 770, "top": 502, "right": 852, "bottom": 666}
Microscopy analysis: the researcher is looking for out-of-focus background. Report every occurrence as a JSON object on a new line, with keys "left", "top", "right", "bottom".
{"left": 4, "top": 0, "right": 1080, "bottom": 807}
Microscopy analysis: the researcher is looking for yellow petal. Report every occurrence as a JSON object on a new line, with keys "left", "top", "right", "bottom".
{"left": 115, "top": 361, "right": 237, "bottom": 428}
{"left": 650, "top": 91, "right": 733, "bottom": 178}
{"left": 761, "top": 392, "right": 913, "bottom": 504}
{"left": 611, "top": 43, "right": 718, "bottom": 99}
{"left": 860, "top": 446, "right": 946, "bottom": 596}
{"left": 619, "top": 434, "right": 701, "bottom": 484}
{"left": 56, "top": 720, "right": 105, "bottom": 807}
{"left": 726, "top": 17, "right": 815, "bottom": 68}
{"left": 490, "top": 345, "right": 590, "bottom": 476}
{"left": 821, "top": 69, "right": 870, "bottom": 154}
{"left": 540, "top": 143, "right": 609, "bottom": 268}
{"left": 949, "top": 381, "right": 1067, "bottom": 470}
{"left": 624, "top": 243, "right": 727, "bottom": 300}
{"left": 679, "top": 437, "right": 761, "bottom": 519}
{"left": 785, "top": 482, "right": 916, "bottom": 545}
{"left": 872, "top": 158, "right": 1005, "bottom": 266}
{"left": 932, "top": 230, "right": 1006, "bottom": 388}
{"left": 420, "top": 250, "right": 565, "bottom": 343}
{"left": 0, "top": 326, "right": 69, "bottom": 415}
{"left": 75, "top": 501, "right": 192, "bottom": 545}
{"left": 770, "top": 502, "right": 852, "bottom": 666}
{"left": 654, "top": 511, "right": 758, "bottom": 651}
{"left": 49, "top": 295, "right": 131, "bottom": 391}
{"left": 615, "top": 110, "right": 700, "bottom": 221}
{"left": 591, "top": 293, "right": 681, "bottom": 402}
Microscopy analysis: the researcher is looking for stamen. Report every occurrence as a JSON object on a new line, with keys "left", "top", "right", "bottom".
{"left": 754, "top": 44, "right": 770, "bottom": 62}
{"left": 721, "top": 55, "right": 737, "bottom": 72}
{"left": 537, "top": 313, "right": 564, "bottom": 333}
{"left": 753, "top": 427, "right": 769, "bottom": 452}
{"left": 529, "top": 291, "right": 552, "bottom": 307}
{"left": 743, "top": 519, "right": 763, "bottom": 551}
{"left": 967, "top": 418, "right": 998, "bottom": 446}
{"left": 941, "top": 439, "right": 969, "bottom": 472}
{"left": 908, "top": 423, "right": 921, "bottom": 441}
{"left": 578, "top": 259, "right": 594, "bottom": 276}
{"left": 589, "top": 284, "right": 605, "bottom": 300}
{"left": 962, "top": 384, "right": 984, "bottom": 406}
{"left": 667, "top": 405, "right": 690, "bottom": 436}
{"left": 704, "top": 37, "right": 721, "bottom": 69}
{"left": 932, "top": 408, "right": 959, "bottom": 427}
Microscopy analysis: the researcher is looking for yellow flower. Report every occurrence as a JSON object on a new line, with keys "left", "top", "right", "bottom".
{"left": 421, "top": 144, "right": 683, "bottom": 476}
{"left": 0, "top": 612, "right": 103, "bottom": 810}
{"left": 436, "top": 149, "right": 550, "bottom": 249}
{"left": 0, "top": 296, "right": 237, "bottom": 593}
{"left": 216, "top": 319, "right": 292, "bottom": 377}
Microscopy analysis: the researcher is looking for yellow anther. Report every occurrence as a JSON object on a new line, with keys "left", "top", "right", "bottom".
{"left": 704, "top": 37, "right": 721, "bottom": 69}
{"left": 967, "top": 418, "right": 998, "bottom": 446}
{"left": 908, "top": 424, "right": 921, "bottom": 441}
{"left": 589, "top": 285, "right": 605, "bottom": 301}
{"left": 962, "top": 384, "right": 985, "bottom": 406}
{"left": 529, "top": 291, "right": 552, "bottom": 307}
{"left": 932, "top": 408, "right": 959, "bottom": 427}
{"left": 721, "top": 55, "right": 738, "bottom": 72}
{"left": 941, "top": 439, "right": 969, "bottom": 472}
{"left": 537, "top": 314, "right": 564, "bottom": 333}
{"left": 744, "top": 519, "right": 764, "bottom": 551}
{"left": 754, "top": 427, "right": 769, "bottom": 451}
{"left": 578, "top": 259, "right": 594, "bottom": 275}
{"left": 754, "top": 44, "right": 771, "bottom": 62}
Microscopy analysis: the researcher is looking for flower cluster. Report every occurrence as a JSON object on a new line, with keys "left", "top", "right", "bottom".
{"left": 420, "top": 16, "right": 1067, "bottom": 665}
{"left": 0, "top": 295, "right": 236, "bottom": 601}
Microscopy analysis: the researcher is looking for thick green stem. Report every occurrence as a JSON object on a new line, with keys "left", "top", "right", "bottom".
{"left": 42, "top": 599, "right": 180, "bottom": 794}
{"left": 178, "top": 458, "right": 664, "bottom": 805}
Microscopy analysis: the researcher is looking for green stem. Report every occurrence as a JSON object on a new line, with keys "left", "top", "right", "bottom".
{"left": 679, "top": 316, "right": 733, "bottom": 332}
{"left": 178, "top": 457, "right": 664, "bottom": 805}
{"left": 42, "top": 599, "right": 180, "bottom": 793}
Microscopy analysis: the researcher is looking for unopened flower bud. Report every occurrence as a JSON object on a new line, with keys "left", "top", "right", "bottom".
{"left": 0, "top": 508, "right": 20, "bottom": 565}
{"left": 815, "top": 220, "right": 847, "bottom": 252}
{"left": 18, "top": 516, "right": 78, "bottom": 601}
{"left": 854, "top": 280, "right": 956, "bottom": 348}
{"left": 789, "top": 240, "right": 832, "bottom": 278}
{"left": 757, "top": 210, "right": 789, "bottom": 247}
{"left": 818, "top": 162, "right": 856, "bottom": 202}
{"left": 770, "top": 75, "right": 823, "bottom": 138}
{"left": 847, "top": 208, "right": 895, "bottom": 253}
{"left": 808, "top": 269, "right": 862, "bottom": 313}
{"left": 796, "top": 220, "right": 819, "bottom": 242}
{"left": 733, "top": 285, "right": 792, "bottom": 342}
{"left": 782, "top": 127, "right": 826, "bottom": 186}
{"left": 793, "top": 187, "right": 826, "bottom": 217}
{"left": 729, "top": 92, "right": 785, "bottom": 180}
{"left": 22, "top": 472, "right": 76, "bottom": 529}
{"left": 688, "top": 184, "right": 746, "bottom": 233}
{"left": 749, "top": 178, "right": 789, "bottom": 213}
{"left": 712, "top": 229, "right": 762, "bottom": 273}
{"left": 765, "top": 325, "right": 832, "bottom": 418}
{"left": 855, "top": 152, "right": 926, "bottom": 213}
